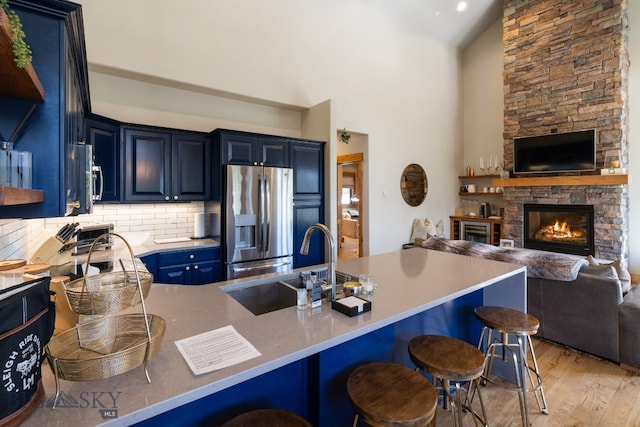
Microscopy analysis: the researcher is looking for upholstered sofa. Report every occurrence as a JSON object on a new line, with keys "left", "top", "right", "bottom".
{"left": 418, "top": 237, "right": 639, "bottom": 370}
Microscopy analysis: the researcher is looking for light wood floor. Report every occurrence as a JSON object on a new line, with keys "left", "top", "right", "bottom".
{"left": 433, "top": 338, "right": 640, "bottom": 427}
{"left": 339, "top": 236, "right": 359, "bottom": 260}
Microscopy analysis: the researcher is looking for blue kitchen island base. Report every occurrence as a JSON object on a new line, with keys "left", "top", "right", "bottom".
{"left": 136, "top": 284, "right": 509, "bottom": 426}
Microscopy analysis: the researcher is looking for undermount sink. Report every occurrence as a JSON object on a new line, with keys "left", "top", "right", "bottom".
{"left": 224, "top": 280, "right": 298, "bottom": 316}
{"left": 222, "top": 270, "right": 353, "bottom": 316}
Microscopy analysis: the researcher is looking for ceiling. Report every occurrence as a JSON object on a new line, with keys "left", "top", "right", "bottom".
{"left": 385, "top": 0, "right": 503, "bottom": 49}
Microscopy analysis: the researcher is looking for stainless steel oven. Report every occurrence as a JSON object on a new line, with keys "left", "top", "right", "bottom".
{"left": 461, "top": 221, "right": 491, "bottom": 244}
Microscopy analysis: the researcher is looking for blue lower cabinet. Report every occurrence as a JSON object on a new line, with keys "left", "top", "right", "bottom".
{"left": 158, "top": 263, "right": 190, "bottom": 284}
{"left": 146, "top": 247, "right": 221, "bottom": 285}
{"left": 188, "top": 260, "right": 220, "bottom": 284}
{"left": 157, "top": 260, "right": 221, "bottom": 285}
{"left": 139, "top": 253, "right": 158, "bottom": 278}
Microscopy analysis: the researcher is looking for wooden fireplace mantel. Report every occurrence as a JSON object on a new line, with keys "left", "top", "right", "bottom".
{"left": 492, "top": 174, "right": 630, "bottom": 187}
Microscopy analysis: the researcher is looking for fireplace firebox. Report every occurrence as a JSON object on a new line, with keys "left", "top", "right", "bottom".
{"left": 523, "top": 204, "right": 595, "bottom": 256}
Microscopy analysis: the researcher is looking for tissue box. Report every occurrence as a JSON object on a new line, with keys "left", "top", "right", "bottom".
{"left": 332, "top": 296, "right": 371, "bottom": 317}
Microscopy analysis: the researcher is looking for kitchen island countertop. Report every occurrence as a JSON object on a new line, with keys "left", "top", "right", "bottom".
{"left": 24, "top": 247, "right": 525, "bottom": 426}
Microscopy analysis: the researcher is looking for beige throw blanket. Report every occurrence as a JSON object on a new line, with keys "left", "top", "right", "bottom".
{"left": 420, "top": 236, "right": 588, "bottom": 281}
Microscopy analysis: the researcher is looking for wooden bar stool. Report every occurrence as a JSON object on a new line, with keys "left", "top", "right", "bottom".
{"left": 408, "top": 335, "right": 488, "bottom": 427}
{"left": 474, "top": 306, "right": 549, "bottom": 426}
{"left": 221, "top": 408, "right": 311, "bottom": 426}
{"left": 347, "top": 362, "right": 438, "bottom": 427}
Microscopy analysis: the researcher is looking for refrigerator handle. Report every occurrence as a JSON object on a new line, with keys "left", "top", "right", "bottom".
{"left": 258, "top": 174, "right": 264, "bottom": 254}
{"left": 264, "top": 176, "right": 271, "bottom": 253}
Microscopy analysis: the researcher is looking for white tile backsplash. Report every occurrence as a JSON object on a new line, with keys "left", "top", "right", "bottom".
{"left": 0, "top": 202, "right": 211, "bottom": 261}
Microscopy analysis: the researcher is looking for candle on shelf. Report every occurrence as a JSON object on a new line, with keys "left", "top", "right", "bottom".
{"left": 479, "top": 157, "right": 484, "bottom": 169}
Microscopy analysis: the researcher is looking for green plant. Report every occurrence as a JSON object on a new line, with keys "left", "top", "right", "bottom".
{"left": 1, "top": 0, "right": 32, "bottom": 68}
{"left": 339, "top": 128, "right": 351, "bottom": 144}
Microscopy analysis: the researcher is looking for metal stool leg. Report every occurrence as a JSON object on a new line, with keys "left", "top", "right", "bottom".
{"left": 515, "top": 336, "right": 529, "bottom": 427}
{"left": 481, "top": 335, "right": 532, "bottom": 427}
{"left": 453, "top": 382, "right": 464, "bottom": 427}
{"left": 525, "top": 335, "right": 549, "bottom": 414}
{"left": 425, "top": 375, "right": 488, "bottom": 427}
{"left": 466, "top": 377, "right": 488, "bottom": 427}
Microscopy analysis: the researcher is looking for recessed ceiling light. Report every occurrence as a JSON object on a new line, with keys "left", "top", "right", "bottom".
{"left": 457, "top": 1, "right": 468, "bottom": 12}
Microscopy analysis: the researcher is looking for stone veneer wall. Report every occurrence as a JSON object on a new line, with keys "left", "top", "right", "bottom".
{"left": 501, "top": 0, "right": 629, "bottom": 263}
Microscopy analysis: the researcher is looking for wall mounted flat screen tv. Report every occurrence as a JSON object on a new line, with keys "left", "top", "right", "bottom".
{"left": 513, "top": 129, "right": 596, "bottom": 174}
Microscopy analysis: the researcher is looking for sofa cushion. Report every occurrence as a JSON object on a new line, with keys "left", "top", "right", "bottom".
{"left": 586, "top": 255, "right": 631, "bottom": 293}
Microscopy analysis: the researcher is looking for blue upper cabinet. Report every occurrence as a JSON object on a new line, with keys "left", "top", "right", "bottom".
{"left": 212, "top": 129, "right": 289, "bottom": 167}
{"left": 290, "top": 140, "right": 324, "bottom": 195}
{"left": 290, "top": 140, "right": 325, "bottom": 268}
{"left": 0, "top": 0, "right": 89, "bottom": 218}
{"left": 122, "top": 125, "right": 211, "bottom": 202}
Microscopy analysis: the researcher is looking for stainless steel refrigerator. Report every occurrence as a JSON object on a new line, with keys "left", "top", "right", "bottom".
{"left": 224, "top": 164, "right": 294, "bottom": 279}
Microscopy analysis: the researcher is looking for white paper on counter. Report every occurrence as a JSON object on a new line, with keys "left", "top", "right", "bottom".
{"left": 175, "top": 325, "right": 261, "bottom": 376}
{"left": 340, "top": 296, "right": 367, "bottom": 308}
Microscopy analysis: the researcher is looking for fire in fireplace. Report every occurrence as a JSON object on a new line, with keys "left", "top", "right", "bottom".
{"left": 523, "top": 204, "right": 595, "bottom": 256}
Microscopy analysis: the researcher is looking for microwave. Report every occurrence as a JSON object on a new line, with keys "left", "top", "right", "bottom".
{"left": 66, "top": 142, "right": 103, "bottom": 216}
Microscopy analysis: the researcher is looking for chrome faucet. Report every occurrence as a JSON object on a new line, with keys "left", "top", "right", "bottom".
{"left": 300, "top": 223, "right": 336, "bottom": 301}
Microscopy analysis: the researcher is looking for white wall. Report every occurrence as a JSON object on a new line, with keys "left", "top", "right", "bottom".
{"left": 462, "top": 20, "right": 504, "bottom": 173}
{"left": 76, "top": 0, "right": 463, "bottom": 254}
{"left": 88, "top": 70, "right": 304, "bottom": 137}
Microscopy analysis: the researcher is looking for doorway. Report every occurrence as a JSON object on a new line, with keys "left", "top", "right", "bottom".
{"left": 337, "top": 153, "right": 363, "bottom": 259}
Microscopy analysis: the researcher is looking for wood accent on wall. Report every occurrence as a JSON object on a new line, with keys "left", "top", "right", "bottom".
{"left": 493, "top": 174, "right": 629, "bottom": 187}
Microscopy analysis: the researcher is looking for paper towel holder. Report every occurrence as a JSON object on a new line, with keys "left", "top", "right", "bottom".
{"left": 192, "top": 213, "right": 207, "bottom": 239}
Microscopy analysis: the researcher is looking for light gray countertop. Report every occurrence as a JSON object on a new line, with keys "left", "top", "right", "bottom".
{"left": 24, "top": 248, "right": 525, "bottom": 426}
{"left": 47, "top": 237, "right": 219, "bottom": 277}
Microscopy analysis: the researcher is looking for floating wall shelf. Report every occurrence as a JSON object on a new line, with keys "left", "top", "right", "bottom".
{"left": 0, "top": 8, "right": 45, "bottom": 101}
{"left": 492, "top": 174, "right": 630, "bottom": 187}
{"left": 0, "top": 186, "right": 44, "bottom": 205}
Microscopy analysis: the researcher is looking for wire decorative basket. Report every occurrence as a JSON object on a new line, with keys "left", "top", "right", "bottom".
{"left": 62, "top": 233, "right": 153, "bottom": 315}
{"left": 45, "top": 313, "right": 165, "bottom": 381}
{"left": 45, "top": 232, "right": 165, "bottom": 409}
{"left": 63, "top": 270, "right": 152, "bottom": 315}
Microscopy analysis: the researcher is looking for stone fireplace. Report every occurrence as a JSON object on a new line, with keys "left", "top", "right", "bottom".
{"left": 500, "top": 0, "right": 629, "bottom": 265}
